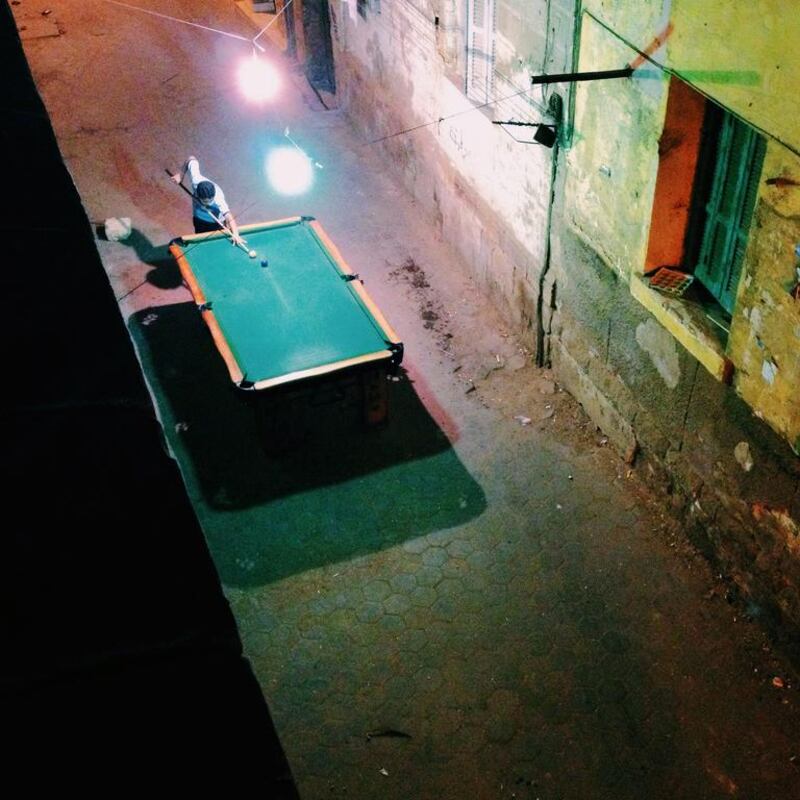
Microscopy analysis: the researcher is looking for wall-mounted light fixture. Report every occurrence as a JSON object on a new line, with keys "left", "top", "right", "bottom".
{"left": 493, "top": 67, "right": 632, "bottom": 147}
{"left": 492, "top": 120, "right": 558, "bottom": 148}
{"left": 533, "top": 124, "right": 558, "bottom": 148}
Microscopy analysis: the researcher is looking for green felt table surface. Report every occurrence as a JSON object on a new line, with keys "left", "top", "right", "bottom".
{"left": 178, "top": 218, "right": 394, "bottom": 385}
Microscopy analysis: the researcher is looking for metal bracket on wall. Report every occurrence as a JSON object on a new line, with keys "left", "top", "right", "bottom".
{"left": 529, "top": 66, "right": 634, "bottom": 86}
{"left": 494, "top": 69, "right": 633, "bottom": 145}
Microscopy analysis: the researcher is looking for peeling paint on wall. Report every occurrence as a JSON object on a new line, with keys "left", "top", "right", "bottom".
{"left": 734, "top": 441, "right": 754, "bottom": 472}
{"left": 565, "top": 14, "right": 665, "bottom": 279}
{"left": 335, "top": 0, "right": 800, "bottom": 635}
{"left": 729, "top": 142, "right": 800, "bottom": 446}
{"left": 635, "top": 318, "right": 680, "bottom": 389}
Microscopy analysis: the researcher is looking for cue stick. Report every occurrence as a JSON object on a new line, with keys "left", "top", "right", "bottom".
{"left": 165, "top": 168, "right": 258, "bottom": 259}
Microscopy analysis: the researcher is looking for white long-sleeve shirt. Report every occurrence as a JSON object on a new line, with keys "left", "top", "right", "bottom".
{"left": 186, "top": 158, "right": 230, "bottom": 224}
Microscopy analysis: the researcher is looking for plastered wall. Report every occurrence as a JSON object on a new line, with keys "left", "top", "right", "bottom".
{"left": 332, "top": 0, "right": 800, "bottom": 632}
{"left": 329, "top": 0, "right": 557, "bottom": 323}
{"left": 729, "top": 143, "right": 800, "bottom": 451}
{"left": 567, "top": 1, "right": 800, "bottom": 449}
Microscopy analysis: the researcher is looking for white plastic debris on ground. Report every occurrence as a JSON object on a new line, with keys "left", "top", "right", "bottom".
{"left": 104, "top": 217, "right": 132, "bottom": 241}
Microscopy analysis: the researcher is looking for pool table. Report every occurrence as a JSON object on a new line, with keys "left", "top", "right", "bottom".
{"left": 169, "top": 216, "right": 403, "bottom": 431}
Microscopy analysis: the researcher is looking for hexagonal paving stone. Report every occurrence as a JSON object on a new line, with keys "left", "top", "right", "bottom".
{"left": 441, "top": 557, "right": 471, "bottom": 580}
{"left": 402, "top": 606, "right": 437, "bottom": 632}
{"left": 446, "top": 537, "right": 475, "bottom": 559}
{"left": 487, "top": 688, "right": 521, "bottom": 713}
{"left": 466, "top": 549, "right": 497, "bottom": 571}
{"left": 507, "top": 574, "right": 536, "bottom": 598}
{"left": 459, "top": 593, "right": 485, "bottom": 615}
{"left": 329, "top": 591, "right": 352, "bottom": 609}
{"left": 492, "top": 539, "right": 518, "bottom": 562}
{"left": 435, "top": 577, "right": 463, "bottom": 599}
{"left": 401, "top": 537, "right": 430, "bottom": 555}
{"left": 301, "top": 624, "right": 328, "bottom": 641}
{"left": 424, "top": 622, "right": 451, "bottom": 648}
{"left": 326, "top": 606, "right": 357, "bottom": 629}
{"left": 356, "top": 601, "right": 384, "bottom": 623}
{"left": 253, "top": 608, "right": 281, "bottom": 629}
{"left": 414, "top": 666, "right": 444, "bottom": 691}
{"left": 382, "top": 673, "right": 415, "bottom": 702}
{"left": 295, "top": 613, "right": 318, "bottom": 633}
{"left": 431, "top": 595, "right": 458, "bottom": 621}
{"left": 485, "top": 715, "right": 517, "bottom": 744}
{"left": 400, "top": 627, "right": 429, "bottom": 653}
{"left": 461, "top": 570, "right": 491, "bottom": 594}
{"left": 421, "top": 547, "right": 448, "bottom": 567}
{"left": 539, "top": 549, "right": 566, "bottom": 571}
{"left": 383, "top": 593, "right": 412, "bottom": 615}
{"left": 390, "top": 572, "right": 417, "bottom": 593}
{"left": 408, "top": 585, "right": 437, "bottom": 608}
{"left": 378, "top": 613, "right": 405, "bottom": 634}
{"left": 362, "top": 579, "right": 392, "bottom": 602}
{"left": 393, "top": 649, "right": 427, "bottom": 677}
{"left": 307, "top": 594, "right": 338, "bottom": 616}
{"left": 414, "top": 565, "right": 443, "bottom": 587}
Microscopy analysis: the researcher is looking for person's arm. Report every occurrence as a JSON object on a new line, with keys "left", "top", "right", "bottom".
{"left": 171, "top": 156, "right": 198, "bottom": 186}
{"left": 224, "top": 212, "right": 244, "bottom": 245}
{"left": 213, "top": 187, "right": 244, "bottom": 245}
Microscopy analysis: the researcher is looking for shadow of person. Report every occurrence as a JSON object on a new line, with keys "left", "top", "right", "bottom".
{"left": 96, "top": 223, "right": 183, "bottom": 289}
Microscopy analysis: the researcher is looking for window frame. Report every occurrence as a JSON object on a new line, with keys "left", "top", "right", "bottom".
{"left": 633, "top": 79, "right": 767, "bottom": 383}
{"left": 466, "top": 0, "right": 496, "bottom": 106}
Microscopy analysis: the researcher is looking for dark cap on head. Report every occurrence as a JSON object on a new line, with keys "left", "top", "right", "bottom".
{"left": 196, "top": 180, "right": 215, "bottom": 200}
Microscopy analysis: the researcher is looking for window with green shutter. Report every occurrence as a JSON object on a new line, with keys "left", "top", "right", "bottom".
{"left": 691, "top": 106, "right": 766, "bottom": 314}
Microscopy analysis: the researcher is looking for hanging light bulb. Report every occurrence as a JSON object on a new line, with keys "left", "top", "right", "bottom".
{"left": 237, "top": 50, "right": 280, "bottom": 103}
{"left": 265, "top": 147, "right": 314, "bottom": 195}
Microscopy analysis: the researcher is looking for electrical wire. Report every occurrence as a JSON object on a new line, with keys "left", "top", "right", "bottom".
{"left": 99, "top": 0, "right": 253, "bottom": 44}
{"left": 362, "top": 3, "right": 553, "bottom": 144}
{"left": 81, "top": 0, "right": 288, "bottom": 253}
{"left": 253, "top": 0, "right": 295, "bottom": 44}
{"left": 582, "top": 9, "right": 797, "bottom": 157}
{"left": 364, "top": 83, "right": 537, "bottom": 145}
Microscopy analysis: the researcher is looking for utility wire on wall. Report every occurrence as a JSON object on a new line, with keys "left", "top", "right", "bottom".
{"left": 365, "top": 85, "right": 538, "bottom": 145}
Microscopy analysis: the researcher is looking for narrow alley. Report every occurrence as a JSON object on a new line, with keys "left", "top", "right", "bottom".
{"left": 8, "top": 2, "right": 799, "bottom": 798}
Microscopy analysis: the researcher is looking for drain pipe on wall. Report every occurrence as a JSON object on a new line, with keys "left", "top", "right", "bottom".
{"left": 535, "top": 0, "right": 583, "bottom": 366}
{"left": 535, "top": 96, "right": 562, "bottom": 368}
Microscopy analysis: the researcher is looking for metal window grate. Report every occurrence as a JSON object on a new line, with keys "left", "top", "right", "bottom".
{"left": 648, "top": 267, "right": 695, "bottom": 297}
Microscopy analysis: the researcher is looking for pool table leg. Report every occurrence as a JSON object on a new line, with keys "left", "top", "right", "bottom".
{"left": 362, "top": 368, "right": 389, "bottom": 427}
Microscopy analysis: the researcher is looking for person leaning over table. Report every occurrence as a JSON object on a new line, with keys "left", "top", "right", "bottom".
{"left": 171, "top": 156, "right": 245, "bottom": 247}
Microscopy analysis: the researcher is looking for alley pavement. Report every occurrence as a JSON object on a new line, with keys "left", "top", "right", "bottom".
{"left": 11, "top": 1, "right": 800, "bottom": 798}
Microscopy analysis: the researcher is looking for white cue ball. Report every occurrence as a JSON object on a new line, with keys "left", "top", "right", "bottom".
{"left": 249, "top": 249, "right": 256, "bottom": 258}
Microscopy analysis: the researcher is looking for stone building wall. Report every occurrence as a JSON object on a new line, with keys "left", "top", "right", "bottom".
{"left": 329, "top": 0, "right": 800, "bottom": 635}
